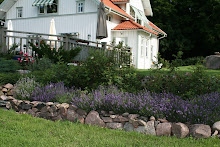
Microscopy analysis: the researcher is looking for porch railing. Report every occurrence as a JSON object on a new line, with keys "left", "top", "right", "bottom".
{"left": 0, "top": 27, "right": 132, "bottom": 67}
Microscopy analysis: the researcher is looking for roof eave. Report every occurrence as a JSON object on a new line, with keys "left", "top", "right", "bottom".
{"left": 141, "top": 0, "right": 153, "bottom": 16}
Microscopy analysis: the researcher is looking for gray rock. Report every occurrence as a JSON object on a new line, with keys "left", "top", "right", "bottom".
{"left": 67, "top": 109, "right": 84, "bottom": 123}
{"left": 51, "top": 115, "right": 62, "bottom": 121}
{"left": 204, "top": 55, "right": 220, "bottom": 69}
{"left": 158, "top": 118, "right": 168, "bottom": 123}
{"left": 150, "top": 116, "right": 156, "bottom": 121}
{"left": 129, "top": 118, "right": 139, "bottom": 127}
{"left": 109, "top": 111, "right": 115, "bottom": 115}
{"left": 190, "top": 124, "right": 211, "bottom": 139}
{"left": 134, "top": 121, "right": 156, "bottom": 135}
{"left": 156, "top": 123, "right": 172, "bottom": 136}
{"left": 172, "top": 123, "right": 189, "bottom": 138}
{"left": 154, "top": 121, "right": 160, "bottom": 128}
{"left": 40, "top": 106, "right": 50, "bottom": 113}
{"left": 21, "top": 104, "right": 32, "bottom": 110}
{"left": 46, "top": 102, "right": 54, "bottom": 106}
{"left": 58, "top": 107, "right": 68, "bottom": 119}
{"left": 0, "top": 100, "right": 8, "bottom": 107}
{"left": 128, "top": 114, "right": 139, "bottom": 119}
{"left": 139, "top": 116, "right": 148, "bottom": 122}
{"left": 212, "top": 121, "right": 220, "bottom": 131}
{"left": 69, "top": 104, "right": 78, "bottom": 111}
{"left": 110, "top": 115, "right": 118, "bottom": 119}
{"left": 36, "top": 103, "right": 46, "bottom": 110}
{"left": 27, "top": 109, "right": 35, "bottom": 117}
{"left": 0, "top": 95, "right": 7, "bottom": 101}
{"left": 212, "top": 130, "right": 218, "bottom": 137}
{"left": 106, "top": 123, "right": 123, "bottom": 129}
{"left": 85, "top": 110, "right": 105, "bottom": 127}
{"left": 76, "top": 109, "right": 87, "bottom": 118}
{"left": 31, "top": 108, "right": 39, "bottom": 113}
{"left": 101, "top": 117, "right": 113, "bottom": 123}
{"left": 60, "top": 103, "right": 69, "bottom": 109}
{"left": 4, "top": 83, "right": 13, "bottom": 89}
{"left": 124, "top": 122, "right": 134, "bottom": 131}
{"left": 122, "top": 112, "right": 129, "bottom": 117}
{"left": 113, "top": 116, "right": 129, "bottom": 122}
{"left": 48, "top": 105, "right": 57, "bottom": 113}
{"left": 138, "top": 119, "right": 147, "bottom": 126}
{"left": 6, "top": 102, "right": 11, "bottom": 109}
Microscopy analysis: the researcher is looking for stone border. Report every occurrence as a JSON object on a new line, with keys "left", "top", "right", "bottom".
{"left": 1, "top": 95, "right": 220, "bottom": 139}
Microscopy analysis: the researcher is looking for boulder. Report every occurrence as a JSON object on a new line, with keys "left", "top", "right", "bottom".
{"left": 0, "top": 95, "right": 7, "bottom": 100}
{"left": 204, "top": 55, "right": 220, "bottom": 69}
{"left": 128, "top": 114, "right": 139, "bottom": 119}
{"left": 212, "top": 130, "right": 218, "bottom": 137}
{"left": 129, "top": 118, "right": 139, "bottom": 127}
{"left": 113, "top": 116, "right": 129, "bottom": 122}
{"left": 190, "top": 124, "right": 211, "bottom": 139}
{"left": 69, "top": 104, "right": 78, "bottom": 111}
{"left": 58, "top": 107, "right": 68, "bottom": 119}
{"left": 150, "top": 116, "right": 156, "bottom": 121}
{"left": 21, "top": 104, "right": 32, "bottom": 110}
{"left": 156, "top": 123, "right": 172, "bottom": 136}
{"left": 212, "top": 121, "right": 220, "bottom": 131}
{"left": 138, "top": 119, "right": 147, "bottom": 126}
{"left": 101, "top": 117, "right": 113, "bottom": 123}
{"left": 4, "top": 83, "right": 13, "bottom": 89}
{"left": 172, "top": 123, "right": 189, "bottom": 138}
{"left": 27, "top": 109, "right": 36, "bottom": 117}
{"left": 158, "top": 118, "right": 168, "bottom": 123}
{"left": 122, "top": 112, "right": 129, "bottom": 117}
{"left": 134, "top": 121, "right": 156, "bottom": 135}
{"left": 76, "top": 109, "right": 87, "bottom": 118}
{"left": 106, "top": 123, "right": 123, "bottom": 129}
{"left": 67, "top": 109, "right": 84, "bottom": 123}
{"left": 85, "top": 110, "right": 105, "bottom": 127}
{"left": 124, "top": 122, "right": 134, "bottom": 131}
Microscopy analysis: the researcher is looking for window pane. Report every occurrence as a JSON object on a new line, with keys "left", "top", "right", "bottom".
{"left": 40, "top": 6, "right": 44, "bottom": 13}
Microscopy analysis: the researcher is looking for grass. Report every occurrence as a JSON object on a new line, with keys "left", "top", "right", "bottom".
{"left": 136, "top": 65, "right": 220, "bottom": 76}
{"left": 0, "top": 109, "right": 219, "bottom": 147}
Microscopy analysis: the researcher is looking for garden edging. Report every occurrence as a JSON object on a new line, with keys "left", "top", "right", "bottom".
{"left": 0, "top": 94, "right": 220, "bottom": 140}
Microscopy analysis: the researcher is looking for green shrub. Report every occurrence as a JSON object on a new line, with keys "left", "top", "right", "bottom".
{"left": 30, "top": 41, "right": 81, "bottom": 63}
{"left": 27, "top": 57, "right": 54, "bottom": 71}
{"left": 0, "top": 73, "right": 21, "bottom": 85}
{"left": 0, "top": 58, "right": 21, "bottom": 73}
{"left": 182, "top": 56, "right": 204, "bottom": 66}
{"left": 14, "top": 77, "right": 40, "bottom": 100}
{"left": 142, "top": 64, "right": 220, "bottom": 99}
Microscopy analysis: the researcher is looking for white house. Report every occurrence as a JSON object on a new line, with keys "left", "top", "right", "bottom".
{"left": 0, "top": 0, "right": 166, "bottom": 69}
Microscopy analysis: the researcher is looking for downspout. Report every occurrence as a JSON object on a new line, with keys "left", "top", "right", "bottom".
{"left": 157, "top": 33, "right": 167, "bottom": 56}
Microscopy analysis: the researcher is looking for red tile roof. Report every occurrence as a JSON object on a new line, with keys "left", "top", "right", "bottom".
{"left": 113, "top": 20, "right": 158, "bottom": 35}
{"left": 111, "top": 0, "right": 129, "bottom": 2}
{"left": 101, "top": 0, "right": 133, "bottom": 19}
{"left": 149, "top": 21, "right": 166, "bottom": 35}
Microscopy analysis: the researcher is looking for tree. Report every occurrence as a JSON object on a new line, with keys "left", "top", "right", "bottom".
{"left": 149, "top": 0, "right": 220, "bottom": 60}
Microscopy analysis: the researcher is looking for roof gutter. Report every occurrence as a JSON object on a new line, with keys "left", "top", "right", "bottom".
{"left": 105, "top": 6, "right": 134, "bottom": 20}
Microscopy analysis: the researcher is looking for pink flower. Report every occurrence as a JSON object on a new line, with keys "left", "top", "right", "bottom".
{"left": 20, "top": 60, "right": 22, "bottom": 63}
{"left": 17, "top": 58, "right": 20, "bottom": 61}
{"left": 19, "top": 51, "right": 23, "bottom": 54}
{"left": 32, "top": 60, "right": 35, "bottom": 63}
{"left": 24, "top": 53, "right": 28, "bottom": 56}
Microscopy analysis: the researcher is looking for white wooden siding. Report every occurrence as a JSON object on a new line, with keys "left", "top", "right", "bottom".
{"left": 130, "top": 0, "right": 144, "bottom": 12}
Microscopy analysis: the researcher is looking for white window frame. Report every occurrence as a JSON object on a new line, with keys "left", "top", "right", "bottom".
{"left": 141, "top": 37, "right": 144, "bottom": 57}
{"left": 16, "top": 7, "right": 23, "bottom": 18}
{"left": 77, "top": 1, "right": 84, "bottom": 13}
{"left": 151, "top": 45, "right": 153, "bottom": 60}
{"left": 146, "top": 39, "right": 148, "bottom": 57}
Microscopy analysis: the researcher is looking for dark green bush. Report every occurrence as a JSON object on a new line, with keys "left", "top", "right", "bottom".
{"left": 27, "top": 57, "right": 54, "bottom": 71}
{"left": 0, "top": 73, "right": 21, "bottom": 85}
{"left": 0, "top": 58, "right": 21, "bottom": 73}
{"left": 182, "top": 56, "right": 204, "bottom": 66}
{"left": 30, "top": 41, "right": 81, "bottom": 63}
{"left": 142, "top": 65, "right": 220, "bottom": 99}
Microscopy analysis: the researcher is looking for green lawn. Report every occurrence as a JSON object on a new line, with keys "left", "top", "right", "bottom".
{"left": 136, "top": 65, "right": 220, "bottom": 76}
{"left": 0, "top": 109, "right": 219, "bottom": 147}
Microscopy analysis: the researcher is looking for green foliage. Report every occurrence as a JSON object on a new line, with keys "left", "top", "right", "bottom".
{"left": 142, "top": 64, "right": 220, "bottom": 99}
{"left": 30, "top": 41, "right": 81, "bottom": 63}
{"left": 0, "top": 58, "right": 21, "bottom": 73}
{"left": 182, "top": 56, "right": 205, "bottom": 66}
{"left": 14, "top": 77, "right": 40, "bottom": 100}
{"left": 27, "top": 57, "right": 54, "bottom": 71}
{"left": 150, "top": 0, "right": 220, "bottom": 60}
{"left": 0, "top": 73, "right": 20, "bottom": 85}
{"left": 3, "top": 43, "right": 19, "bottom": 60}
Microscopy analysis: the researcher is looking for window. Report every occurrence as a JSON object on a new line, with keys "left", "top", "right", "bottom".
{"left": 146, "top": 40, "right": 148, "bottom": 57}
{"left": 77, "top": 1, "right": 84, "bottom": 13}
{"left": 106, "top": 15, "right": 112, "bottom": 21}
{"left": 38, "top": 0, "right": 58, "bottom": 14}
{"left": 137, "top": 19, "right": 141, "bottom": 25}
{"left": 17, "top": 7, "right": 23, "bottom": 18}
{"left": 141, "top": 37, "right": 144, "bottom": 56}
{"left": 130, "top": 6, "right": 135, "bottom": 18}
{"left": 151, "top": 45, "right": 153, "bottom": 60}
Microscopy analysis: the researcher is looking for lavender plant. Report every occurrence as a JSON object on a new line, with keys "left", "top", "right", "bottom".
{"left": 14, "top": 77, "right": 40, "bottom": 100}
{"left": 31, "top": 82, "right": 80, "bottom": 103}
